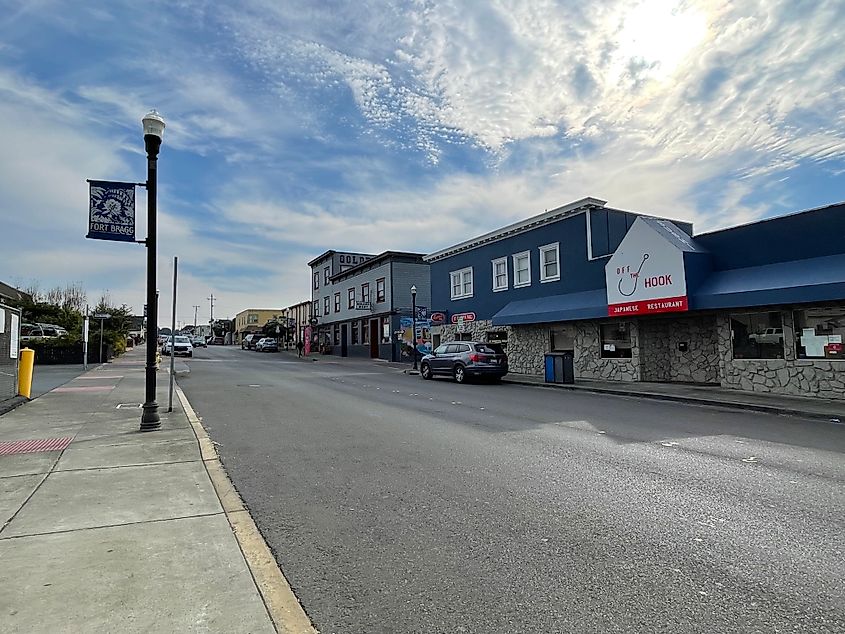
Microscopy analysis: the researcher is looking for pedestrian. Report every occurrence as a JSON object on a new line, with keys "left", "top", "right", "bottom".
{"left": 296, "top": 339, "right": 304, "bottom": 357}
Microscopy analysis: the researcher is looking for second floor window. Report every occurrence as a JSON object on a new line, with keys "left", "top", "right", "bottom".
{"left": 247, "top": 314, "right": 259, "bottom": 324}
{"left": 450, "top": 267, "right": 473, "bottom": 300}
{"left": 492, "top": 257, "right": 508, "bottom": 291}
{"left": 362, "top": 283, "right": 370, "bottom": 302}
{"left": 376, "top": 278, "right": 386, "bottom": 302}
{"left": 313, "top": 299, "right": 319, "bottom": 317}
{"left": 324, "top": 296, "right": 330, "bottom": 315}
{"left": 334, "top": 293, "right": 340, "bottom": 313}
{"left": 539, "top": 243, "right": 560, "bottom": 282}
{"left": 324, "top": 266, "right": 330, "bottom": 285}
{"left": 348, "top": 288, "right": 355, "bottom": 309}
{"left": 513, "top": 252, "right": 531, "bottom": 288}
{"left": 313, "top": 272, "right": 319, "bottom": 290}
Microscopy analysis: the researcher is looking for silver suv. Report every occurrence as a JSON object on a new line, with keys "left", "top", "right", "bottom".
{"left": 420, "top": 341, "right": 508, "bottom": 383}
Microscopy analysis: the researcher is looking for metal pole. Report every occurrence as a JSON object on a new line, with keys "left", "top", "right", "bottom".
{"left": 140, "top": 132, "right": 162, "bottom": 431}
{"left": 412, "top": 291, "right": 418, "bottom": 371}
{"left": 82, "top": 309, "right": 89, "bottom": 371}
{"left": 193, "top": 304, "right": 199, "bottom": 328}
{"left": 168, "top": 256, "right": 178, "bottom": 412}
{"left": 99, "top": 318, "right": 104, "bottom": 364}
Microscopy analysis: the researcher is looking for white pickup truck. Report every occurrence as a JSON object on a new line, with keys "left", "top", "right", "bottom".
{"left": 749, "top": 327, "right": 783, "bottom": 344}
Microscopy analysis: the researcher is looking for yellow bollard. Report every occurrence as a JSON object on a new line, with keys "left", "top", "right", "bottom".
{"left": 18, "top": 348, "right": 35, "bottom": 399}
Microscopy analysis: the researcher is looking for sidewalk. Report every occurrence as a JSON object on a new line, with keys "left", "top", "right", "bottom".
{"left": 277, "top": 349, "right": 844, "bottom": 420}
{"left": 502, "top": 373, "right": 845, "bottom": 421}
{"left": 0, "top": 346, "right": 314, "bottom": 633}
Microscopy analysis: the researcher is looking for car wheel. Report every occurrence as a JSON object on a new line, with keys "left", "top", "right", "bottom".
{"left": 454, "top": 364, "right": 466, "bottom": 384}
{"left": 420, "top": 362, "right": 432, "bottom": 380}
{"left": 188, "top": 352, "right": 193, "bottom": 357}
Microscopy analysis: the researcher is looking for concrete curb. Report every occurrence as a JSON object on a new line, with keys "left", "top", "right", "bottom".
{"left": 175, "top": 385, "right": 318, "bottom": 634}
{"left": 0, "top": 396, "right": 28, "bottom": 417}
{"left": 501, "top": 378, "right": 844, "bottom": 422}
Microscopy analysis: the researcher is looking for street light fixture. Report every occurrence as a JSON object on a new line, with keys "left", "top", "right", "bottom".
{"left": 140, "top": 110, "right": 165, "bottom": 432}
{"left": 411, "top": 285, "right": 418, "bottom": 371}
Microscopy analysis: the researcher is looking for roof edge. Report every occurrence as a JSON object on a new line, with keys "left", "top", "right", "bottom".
{"left": 423, "top": 197, "right": 607, "bottom": 263}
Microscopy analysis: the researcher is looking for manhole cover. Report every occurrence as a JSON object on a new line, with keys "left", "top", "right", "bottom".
{"left": 0, "top": 437, "right": 73, "bottom": 455}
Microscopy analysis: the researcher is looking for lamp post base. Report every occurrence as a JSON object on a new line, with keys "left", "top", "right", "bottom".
{"left": 140, "top": 402, "right": 161, "bottom": 431}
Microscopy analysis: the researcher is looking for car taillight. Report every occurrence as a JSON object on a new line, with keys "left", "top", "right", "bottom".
{"left": 468, "top": 353, "right": 481, "bottom": 362}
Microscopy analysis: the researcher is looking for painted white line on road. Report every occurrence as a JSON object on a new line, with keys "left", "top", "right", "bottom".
{"left": 742, "top": 456, "right": 758, "bottom": 463}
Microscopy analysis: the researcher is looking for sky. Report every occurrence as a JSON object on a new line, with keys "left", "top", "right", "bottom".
{"left": 1, "top": 0, "right": 843, "bottom": 326}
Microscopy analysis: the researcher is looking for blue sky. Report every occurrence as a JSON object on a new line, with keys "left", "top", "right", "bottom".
{"left": 1, "top": 0, "right": 843, "bottom": 325}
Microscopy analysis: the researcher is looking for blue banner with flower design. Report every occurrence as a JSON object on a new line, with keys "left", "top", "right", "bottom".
{"left": 86, "top": 180, "right": 136, "bottom": 242}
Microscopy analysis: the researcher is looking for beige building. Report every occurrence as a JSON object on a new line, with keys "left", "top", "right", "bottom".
{"left": 234, "top": 309, "right": 281, "bottom": 343}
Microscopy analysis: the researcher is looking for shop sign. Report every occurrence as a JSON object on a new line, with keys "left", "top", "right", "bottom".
{"left": 354, "top": 301, "right": 372, "bottom": 311}
{"left": 450, "top": 312, "right": 476, "bottom": 324}
{"left": 430, "top": 311, "right": 447, "bottom": 325}
{"left": 606, "top": 218, "right": 689, "bottom": 317}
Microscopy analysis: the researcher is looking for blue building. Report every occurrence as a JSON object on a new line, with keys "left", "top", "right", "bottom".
{"left": 424, "top": 197, "right": 845, "bottom": 399}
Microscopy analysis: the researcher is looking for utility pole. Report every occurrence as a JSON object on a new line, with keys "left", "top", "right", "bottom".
{"left": 192, "top": 305, "right": 200, "bottom": 328}
{"left": 208, "top": 294, "right": 216, "bottom": 323}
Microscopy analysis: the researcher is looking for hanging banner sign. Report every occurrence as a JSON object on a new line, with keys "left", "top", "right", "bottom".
{"left": 86, "top": 180, "right": 136, "bottom": 242}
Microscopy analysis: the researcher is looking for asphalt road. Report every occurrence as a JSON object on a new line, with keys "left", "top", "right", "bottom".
{"left": 178, "top": 346, "right": 845, "bottom": 634}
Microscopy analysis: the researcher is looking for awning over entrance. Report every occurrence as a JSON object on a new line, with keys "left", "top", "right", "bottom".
{"left": 492, "top": 289, "right": 607, "bottom": 326}
{"left": 690, "top": 254, "right": 845, "bottom": 310}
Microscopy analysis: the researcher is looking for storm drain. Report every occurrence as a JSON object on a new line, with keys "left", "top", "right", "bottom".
{"left": 0, "top": 437, "right": 73, "bottom": 455}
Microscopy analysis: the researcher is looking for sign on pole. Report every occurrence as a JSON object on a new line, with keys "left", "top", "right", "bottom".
{"left": 86, "top": 181, "right": 137, "bottom": 242}
{"left": 94, "top": 313, "right": 112, "bottom": 320}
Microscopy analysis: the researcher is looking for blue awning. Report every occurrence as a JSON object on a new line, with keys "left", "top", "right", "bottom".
{"left": 691, "top": 254, "right": 845, "bottom": 310}
{"left": 492, "top": 289, "right": 608, "bottom": 326}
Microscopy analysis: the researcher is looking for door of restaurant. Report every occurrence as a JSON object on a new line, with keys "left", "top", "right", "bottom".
{"left": 340, "top": 324, "right": 348, "bottom": 357}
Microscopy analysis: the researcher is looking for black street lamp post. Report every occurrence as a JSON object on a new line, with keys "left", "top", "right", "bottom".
{"left": 140, "top": 110, "right": 165, "bottom": 432}
{"left": 411, "top": 285, "right": 418, "bottom": 371}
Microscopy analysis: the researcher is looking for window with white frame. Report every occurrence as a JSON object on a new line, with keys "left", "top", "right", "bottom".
{"left": 492, "top": 257, "right": 508, "bottom": 292}
{"left": 324, "top": 266, "right": 330, "bottom": 285}
{"left": 324, "top": 296, "right": 330, "bottom": 315}
{"left": 450, "top": 267, "right": 473, "bottom": 300}
{"left": 513, "top": 251, "right": 531, "bottom": 287}
{"left": 313, "top": 299, "right": 319, "bottom": 317}
{"left": 347, "top": 288, "right": 355, "bottom": 309}
{"left": 539, "top": 243, "right": 560, "bottom": 282}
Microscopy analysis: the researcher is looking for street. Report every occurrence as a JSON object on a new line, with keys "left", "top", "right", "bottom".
{"left": 177, "top": 346, "right": 845, "bottom": 634}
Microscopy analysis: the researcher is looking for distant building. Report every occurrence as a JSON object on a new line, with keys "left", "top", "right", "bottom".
{"left": 233, "top": 309, "right": 281, "bottom": 343}
{"left": 0, "top": 281, "right": 31, "bottom": 305}
{"left": 308, "top": 250, "right": 430, "bottom": 361}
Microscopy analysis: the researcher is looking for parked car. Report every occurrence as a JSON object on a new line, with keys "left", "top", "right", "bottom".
{"left": 161, "top": 335, "right": 193, "bottom": 357}
{"left": 420, "top": 341, "right": 508, "bottom": 383}
{"left": 191, "top": 335, "right": 207, "bottom": 348}
{"left": 210, "top": 335, "right": 224, "bottom": 345}
{"left": 21, "top": 323, "right": 68, "bottom": 342}
{"left": 255, "top": 337, "right": 279, "bottom": 352}
{"left": 241, "top": 333, "right": 263, "bottom": 350}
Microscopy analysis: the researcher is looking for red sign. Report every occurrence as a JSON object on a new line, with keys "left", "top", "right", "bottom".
{"left": 451, "top": 312, "right": 476, "bottom": 324}
{"left": 608, "top": 295, "right": 688, "bottom": 317}
{"left": 430, "top": 312, "right": 447, "bottom": 324}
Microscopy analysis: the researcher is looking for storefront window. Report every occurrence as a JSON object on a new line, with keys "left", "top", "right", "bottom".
{"left": 550, "top": 327, "right": 574, "bottom": 353}
{"left": 600, "top": 323, "right": 632, "bottom": 358}
{"left": 794, "top": 307, "right": 845, "bottom": 359}
{"left": 333, "top": 325, "right": 339, "bottom": 346}
{"left": 382, "top": 317, "right": 390, "bottom": 343}
{"left": 352, "top": 321, "right": 359, "bottom": 345}
{"left": 730, "top": 312, "right": 784, "bottom": 359}
{"left": 362, "top": 320, "right": 370, "bottom": 344}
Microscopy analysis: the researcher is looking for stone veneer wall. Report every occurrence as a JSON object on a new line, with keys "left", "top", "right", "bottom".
{"left": 639, "top": 316, "right": 720, "bottom": 384}
{"left": 717, "top": 310, "right": 845, "bottom": 399}
{"left": 573, "top": 321, "right": 640, "bottom": 381}
{"left": 440, "top": 319, "right": 640, "bottom": 381}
